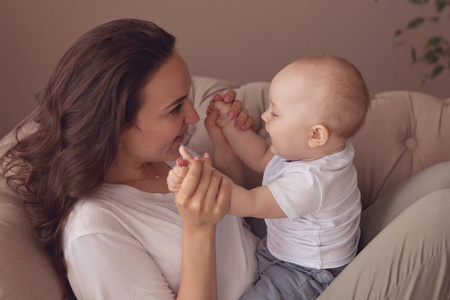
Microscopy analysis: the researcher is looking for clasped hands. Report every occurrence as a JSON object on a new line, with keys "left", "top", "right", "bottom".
{"left": 168, "top": 91, "right": 253, "bottom": 227}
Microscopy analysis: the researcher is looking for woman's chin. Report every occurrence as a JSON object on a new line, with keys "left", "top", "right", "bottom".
{"left": 167, "top": 143, "right": 182, "bottom": 160}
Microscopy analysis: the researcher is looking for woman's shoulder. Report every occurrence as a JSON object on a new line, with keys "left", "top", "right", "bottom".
{"left": 64, "top": 195, "right": 121, "bottom": 238}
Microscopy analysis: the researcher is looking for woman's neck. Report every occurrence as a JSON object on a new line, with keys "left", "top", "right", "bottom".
{"left": 105, "top": 161, "right": 171, "bottom": 193}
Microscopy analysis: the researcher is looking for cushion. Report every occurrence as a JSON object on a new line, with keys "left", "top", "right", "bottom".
{"left": 351, "top": 91, "right": 450, "bottom": 208}
{"left": 0, "top": 143, "right": 64, "bottom": 299}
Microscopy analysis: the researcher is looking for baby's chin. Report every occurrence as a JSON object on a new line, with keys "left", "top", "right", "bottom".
{"left": 269, "top": 144, "right": 278, "bottom": 155}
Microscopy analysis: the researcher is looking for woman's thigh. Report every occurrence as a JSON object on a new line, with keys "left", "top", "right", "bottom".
{"left": 318, "top": 188, "right": 450, "bottom": 300}
{"left": 359, "top": 161, "right": 450, "bottom": 249}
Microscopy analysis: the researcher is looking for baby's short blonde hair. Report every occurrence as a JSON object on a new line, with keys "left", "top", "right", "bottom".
{"left": 296, "top": 55, "right": 370, "bottom": 139}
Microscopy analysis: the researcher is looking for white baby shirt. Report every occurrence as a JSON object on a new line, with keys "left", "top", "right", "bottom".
{"left": 263, "top": 141, "right": 361, "bottom": 269}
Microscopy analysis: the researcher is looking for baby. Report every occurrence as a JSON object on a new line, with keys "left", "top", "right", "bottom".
{"left": 168, "top": 55, "right": 370, "bottom": 299}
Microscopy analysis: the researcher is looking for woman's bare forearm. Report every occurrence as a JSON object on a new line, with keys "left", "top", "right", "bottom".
{"left": 177, "top": 225, "right": 218, "bottom": 300}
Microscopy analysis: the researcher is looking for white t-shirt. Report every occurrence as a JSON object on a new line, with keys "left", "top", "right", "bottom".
{"left": 63, "top": 160, "right": 259, "bottom": 300}
{"left": 263, "top": 141, "right": 361, "bottom": 269}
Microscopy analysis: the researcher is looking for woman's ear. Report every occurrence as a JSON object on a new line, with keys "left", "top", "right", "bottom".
{"left": 308, "top": 124, "right": 329, "bottom": 148}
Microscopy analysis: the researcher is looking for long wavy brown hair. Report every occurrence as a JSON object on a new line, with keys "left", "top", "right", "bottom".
{"left": 0, "top": 19, "right": 175, "bottom": 299}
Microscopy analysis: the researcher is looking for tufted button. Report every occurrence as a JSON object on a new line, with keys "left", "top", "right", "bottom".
{"left": 405, "top": 137, "right": 418, "bottom": 150}
{"left": 444, "top": 98, "right": 450, "bottom": 105}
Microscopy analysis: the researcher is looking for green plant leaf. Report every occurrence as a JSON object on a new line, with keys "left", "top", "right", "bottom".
{"left": 427, "top": 36, "right": 443, "bottom": 47}
{"left": 429, "top": 16, "right": 440, "bottom": 22}
{"left": 425, "top": 50, "right": 439, "bottom": 63}
{"left": 412, "top": 48, "right": 417, "bottom": 61}
{"left": 436, "top": 0, "right": 448, "bottom": 12}
{"left": 431, "top": 65, "right": 444, "bottom": 77}
{"left": 395, "top": 29, "right": 403, "bottom": 36}
{"left": 407, "top": 17, "right": 425, "bottom": 28}
{"left": 435, "top": 46, "right": 444, "bottom": 55}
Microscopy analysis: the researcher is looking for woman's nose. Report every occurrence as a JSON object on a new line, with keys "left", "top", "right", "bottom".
{"left": 261, "top": 110, "right": 269, "bottom": 123}
{"left": 185, "top": 101, "right": 200, "bottom": 124}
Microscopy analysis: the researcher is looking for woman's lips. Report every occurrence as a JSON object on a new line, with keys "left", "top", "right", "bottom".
{"left": 175, "top": 127, "right": 188, "bottom": 143}
{"left": 174, "top": 134, "right": 185, "bottom": 143}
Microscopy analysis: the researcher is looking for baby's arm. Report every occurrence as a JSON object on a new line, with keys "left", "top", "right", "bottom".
{"left": 228, "top": 183, "right": 286, "bottom": 219}
{"left": 212, "top": 101, "right": 274, "bottom": 173}
{"left": 168, "top": 146, "right": 286, "bottom": 219}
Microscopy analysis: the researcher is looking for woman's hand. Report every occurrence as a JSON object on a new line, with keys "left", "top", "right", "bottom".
{"left": 173, "top": 146, "right": 230, "bottom": 229}
{"left": 205, "top": 90, "right": 255, "bottom": 149}
{"left": 174, "top": 146, "right": 230, "bottom": 300}
{"left": 206, "top": 90, "right": 255, "bottom": 131}
{"left": 204, "top": 90, "right": 255, "bottom": 185}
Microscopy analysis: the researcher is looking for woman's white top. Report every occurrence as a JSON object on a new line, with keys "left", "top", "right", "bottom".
{"left": 63, "top": 160, "right": 258, "bottom": 300}
{"left": 263, "top": 141, "right": 361, "bottom": 269}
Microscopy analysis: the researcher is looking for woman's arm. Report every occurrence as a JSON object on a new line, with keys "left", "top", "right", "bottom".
{"left": 212, "top": 101, "right": 274, "bottom": 174}
{"left": 205, "top": 91, "right": 255, "bottom": 186}
{"left": 174, "top": 153, "right": 230, "bottom": 300}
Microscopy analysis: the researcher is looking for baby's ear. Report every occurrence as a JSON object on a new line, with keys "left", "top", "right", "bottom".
{"left": 308, "top": 124, "right": 329, "bottom": 148}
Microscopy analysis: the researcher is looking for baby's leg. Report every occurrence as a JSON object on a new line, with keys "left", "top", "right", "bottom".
{"left": 240, "top": 239, "right": 334, "bottom": 300}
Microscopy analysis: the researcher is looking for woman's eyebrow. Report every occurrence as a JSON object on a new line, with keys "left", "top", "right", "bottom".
{"left": 164, "top": 95, "right": 187, "bottom": 110}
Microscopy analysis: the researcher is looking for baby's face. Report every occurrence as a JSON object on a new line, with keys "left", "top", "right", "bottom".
{"left": 262, "top": 67, "right": 324, "bottom": 161}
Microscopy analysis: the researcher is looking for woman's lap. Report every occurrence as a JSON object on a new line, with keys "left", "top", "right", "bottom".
{"left": 318, "top": 161, "right": 450, "bottom": 300}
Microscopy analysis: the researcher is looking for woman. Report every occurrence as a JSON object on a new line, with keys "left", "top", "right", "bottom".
{"left": 1, "top": 19, "right": 258, "bottom": 299}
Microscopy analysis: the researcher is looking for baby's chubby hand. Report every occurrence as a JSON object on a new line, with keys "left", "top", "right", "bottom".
{"left": 206, "top": 91, "right": 254, "bottom": 130}
{"left": 167, "top": 162, "right": 189, "bottom": 194}
{"left": 167, "top": 145, "right": 210, "bottom": 193}
{"left": 167, "top": 146, "right": 192, "bottom": 193}
{"left": 211, "top": 101, "right": 234, "bottom": 128}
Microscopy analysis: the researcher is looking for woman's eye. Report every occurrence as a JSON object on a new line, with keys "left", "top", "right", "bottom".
{"left": 170, "top": 104, "right": 182, "bottom": 114}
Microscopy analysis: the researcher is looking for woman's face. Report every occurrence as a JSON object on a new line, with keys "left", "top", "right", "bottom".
{"left": 119, "top": 52, "right": 199, "bottom": 165}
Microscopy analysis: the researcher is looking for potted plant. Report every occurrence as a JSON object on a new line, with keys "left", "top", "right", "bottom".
{"left": 389, "top": 0, "right": 449, "bottom": 83}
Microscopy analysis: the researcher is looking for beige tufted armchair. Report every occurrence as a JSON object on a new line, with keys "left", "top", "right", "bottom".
{"left": 1, "top": 76, "right": 449, "bottom": 299}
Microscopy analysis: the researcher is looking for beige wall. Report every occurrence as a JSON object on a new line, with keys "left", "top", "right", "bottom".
{"left": 1, "top": 0, "right": 449, "bottom": 138}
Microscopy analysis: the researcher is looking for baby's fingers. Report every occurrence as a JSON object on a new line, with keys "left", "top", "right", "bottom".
{"left": 173, "top": 165, "right": 189, "bottom": 178}
{"left": 167, "top": 170, "right": 179, "bottom": 193}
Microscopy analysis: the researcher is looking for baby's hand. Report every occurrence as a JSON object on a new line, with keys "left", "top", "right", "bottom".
{"left": 206, "top": 91, "right": 255, "bottom": 131}
{"left": 211, "top": 101, "right": 234, "bottom": 128}
{"left": 167, "top": 145, "right": 213, "bottom": 194}
{"left": 167, "top": 146, "right": 192, "bottom": 193}
{"left": 167, "top": 161, "right": 189, "bottom": 193}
